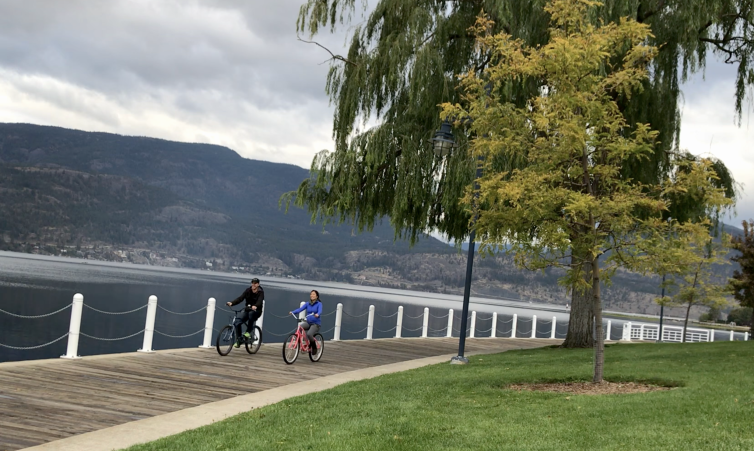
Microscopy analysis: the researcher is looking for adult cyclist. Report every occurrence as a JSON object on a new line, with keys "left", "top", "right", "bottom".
{"left": 226, "top": 278, "right": 264, "bottom": 347}
{"left": 290, "top": 290, "right": 322, "bottom": 354}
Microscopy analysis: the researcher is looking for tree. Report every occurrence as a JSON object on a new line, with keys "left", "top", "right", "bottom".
{"left": 729, "top": 219, "right": 754, "bottom": 333}
{"left": 727, "top": 306, "right": 753, "bottom": 326}
{"left": 664, "top": 227, "right": 731, "bottom": 341}
{"left": 440, "top": 0, "right": 731, "bottom": 381}
{"left": 290, "top": 0, "right": 746, "bottom": 348}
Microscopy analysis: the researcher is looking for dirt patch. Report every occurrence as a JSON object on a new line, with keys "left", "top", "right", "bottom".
{"left": 507, "top": 381, "right": 675, "bottom": 395}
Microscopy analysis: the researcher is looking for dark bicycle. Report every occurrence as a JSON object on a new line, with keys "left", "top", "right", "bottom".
{"left": 216, "top": 307, "right": 262, "bottom": 356}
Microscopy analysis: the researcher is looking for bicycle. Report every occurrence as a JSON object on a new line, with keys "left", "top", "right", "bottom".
{"left": 215, "top": 307, "right": 262, "bottom": 356}
{"left": 282, "top": 313, "right": 323, "bottom": 364}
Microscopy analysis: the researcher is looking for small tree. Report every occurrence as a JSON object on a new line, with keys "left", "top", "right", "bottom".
{"left": 729, "top": 220, "right": 754, "bottom": 334}
{"left": 668, "top": 228, "right": 730, "bottom": 341}
{"left": 442, "top": 0, "right": 732, "bottom": 382}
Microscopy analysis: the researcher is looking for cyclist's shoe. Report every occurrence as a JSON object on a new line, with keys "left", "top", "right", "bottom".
{"left": 309, "top": 342, "right": 318, "bottom": 354}
{"left": 243, "top": 332, "right": 251, "bottom": 340}
{"left": 234, "top": 341, "right": 241, "bottom": 348}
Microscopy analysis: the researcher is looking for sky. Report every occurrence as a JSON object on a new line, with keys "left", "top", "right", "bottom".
{"left": 0, "top": 1, "right": 751, "bottom": 225}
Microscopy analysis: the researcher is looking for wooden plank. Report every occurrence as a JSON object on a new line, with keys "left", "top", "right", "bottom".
{"left": 0, "top": 338, "right": 554, "bottom": 451}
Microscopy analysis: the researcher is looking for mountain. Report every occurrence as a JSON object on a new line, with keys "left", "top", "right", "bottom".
{"left": 0, "top": 123, "right": 743, "bottom": 318}
{"left": 0, "top": 123, "right": 450, "bottom": 273}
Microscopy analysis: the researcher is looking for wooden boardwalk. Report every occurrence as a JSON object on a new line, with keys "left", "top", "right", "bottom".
{"left": 0, "top": 338, "right": 552, "bottom": 450}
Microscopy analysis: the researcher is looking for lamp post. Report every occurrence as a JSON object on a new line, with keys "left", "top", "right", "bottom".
{"left": 432, "top": 121, "right": 478, "bottom": 365}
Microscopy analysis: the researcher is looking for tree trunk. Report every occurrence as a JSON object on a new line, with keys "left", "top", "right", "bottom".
{"left": 592, "top": 255, "right": 605, "bottom": 383}
{"left": 562, "top": 258, "right": 594, "bottom": 348}
{"left": 682, "top": 302, "right": 692, "bottom": 343}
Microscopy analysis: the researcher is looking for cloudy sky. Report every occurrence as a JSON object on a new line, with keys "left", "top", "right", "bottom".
{"left": 0, "top": 1, "right": 751, "bottom": 224}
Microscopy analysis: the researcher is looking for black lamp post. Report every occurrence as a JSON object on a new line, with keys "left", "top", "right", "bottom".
{"left": 432, "top": 121, "right": 477, "bottom": 365}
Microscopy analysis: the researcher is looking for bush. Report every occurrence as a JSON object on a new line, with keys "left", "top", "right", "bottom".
{"left": 727, "top": 307, "right": 753, "bottom": 326}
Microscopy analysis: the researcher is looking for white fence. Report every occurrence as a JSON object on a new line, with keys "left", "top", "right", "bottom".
{"left": 1, "top": 294, "right": 749, "bottom": 358}
{"left": 620, "top": 322, "right": 749, "bottom": 343}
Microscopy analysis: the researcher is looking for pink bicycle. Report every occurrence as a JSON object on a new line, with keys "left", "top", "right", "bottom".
{"left": 282, "top": 313, "right": 323, "bottom": 364}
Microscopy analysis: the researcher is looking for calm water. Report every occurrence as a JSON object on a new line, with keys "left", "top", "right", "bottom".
{"left": 17, "top": 251, "right": 740, "bottom": 363}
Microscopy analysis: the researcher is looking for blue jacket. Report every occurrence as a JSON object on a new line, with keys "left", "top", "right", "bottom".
{"left": 293, "top": 300, "right": 322, "bottom": 325}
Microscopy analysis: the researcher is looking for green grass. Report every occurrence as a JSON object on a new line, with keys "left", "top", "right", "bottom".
{"left": 124, "top": 342, "right": 754, "bottom": 451}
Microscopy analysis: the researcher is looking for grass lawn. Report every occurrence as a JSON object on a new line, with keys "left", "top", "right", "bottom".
{"left": 124, "top": 342, "right": 753, "bottom": 451}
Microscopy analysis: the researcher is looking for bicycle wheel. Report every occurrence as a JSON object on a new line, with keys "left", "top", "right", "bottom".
{"left": 282, "top": 334, "right": 299, "bottom": 364}
{"left": 309, "top": 333, "right": 324, "bottom": 362}
{"left": 216, "top": 325, "right": 236, "bottom": 356}
{"left": 245, "top": 326, "right": 262, "bottom": 354}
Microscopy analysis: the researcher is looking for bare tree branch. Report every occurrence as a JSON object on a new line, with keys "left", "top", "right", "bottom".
{"left": 297, "top": 36, "right": 359, "bottom": 67}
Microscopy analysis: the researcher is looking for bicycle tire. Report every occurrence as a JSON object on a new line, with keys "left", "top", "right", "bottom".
{"left": 245, "top": 326, "right": 262, "bottom": 354}
{"left": 309, "top": 333, "right": 324, "bottom": 362}
{"left": 282, "top": 334, "right": 299, "bottom": 364}
{"left": 216, "top": 325, "right": 236, "bottom": 356}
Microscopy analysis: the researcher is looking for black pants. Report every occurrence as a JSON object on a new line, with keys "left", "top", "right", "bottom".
{"left": 234, "top": 310, "right": 261, "bottom": 341}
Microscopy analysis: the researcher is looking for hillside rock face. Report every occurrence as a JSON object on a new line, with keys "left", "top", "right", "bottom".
{"left": 0, "top": 123, "right": 735, "bottom": 318}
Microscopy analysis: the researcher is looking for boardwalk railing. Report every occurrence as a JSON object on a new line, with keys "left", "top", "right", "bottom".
{"left": 1, "top": 294, "right": 750, "bottom": 357}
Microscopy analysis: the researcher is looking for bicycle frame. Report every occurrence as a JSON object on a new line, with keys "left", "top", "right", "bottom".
{"left": 222, "top": 309, "right": 257, "bottom": 343}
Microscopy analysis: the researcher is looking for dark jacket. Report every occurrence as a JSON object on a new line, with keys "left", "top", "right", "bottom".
{"left": 230, "top": 286, "right": 264, "bottom": 313}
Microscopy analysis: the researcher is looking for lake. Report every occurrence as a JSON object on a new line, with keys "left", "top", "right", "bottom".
{"left": 0, "top": 250, "right": 674, "bottom": 363}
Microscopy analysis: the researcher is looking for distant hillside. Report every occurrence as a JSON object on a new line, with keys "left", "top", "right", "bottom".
{"left": 0, "top": 123, "right": 743, "bottom": 318}
{"left": 0, "top": 123, "right": 450, "bottom": 265}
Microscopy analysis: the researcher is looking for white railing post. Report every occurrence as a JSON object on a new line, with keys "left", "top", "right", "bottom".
{"left": 446, "top": 309, "right": 453, "bottom": 337}
{"left": 61, "top": 293, "right": 84, "bottom": 359}
{"left": 606, "top": 320, "right": 611, "bottom": 341}
{"left": 710, "top": 328, "right": 715, "bottom": 342}
{"left": 622, "top": 322, "right": 632, "bottom": 341}
{"left": 640, "top": 324, "right": 645, "bottom": 340}
{"left": 199, "top": 297, "right": 215, "bottom": 348}
{"left": 491, "top": 312, "right": 498, "bottom": 338}
{"left": 256, "top": 300, "right": 265, "bottom": 331}
{"left": 745, "top": 332, "right": 749, "bottom": 341}
{"left": 298, "top": 302, "right": 306, "bottom": 320}
{"left": 366, "top": 305, "right": 375, "bottom": 339}
{"left": 470, "top": 311, "right": 476, "bottom": 338}
{"left": 333, "top": 303, "right": 343, "bottom": 341}
{"left": 531, "top": 315, "right": 537, "bottom": 339}
{"left": 511, "top": 314, "right": 518, "bottom": 338}
{"left": 395, "top": 306, "right": 403, "bottom": 338}
{"left": 730, "top": 330, "right": 734, "bottom": 341}
{"left": 421, "top": 307, "right": 429, "bottom": 338}
{"left": 551, "top": 316, "right": 557, "bottom": 339}
{"left": 138, "top": 295, "right": 158, "bottom": 353}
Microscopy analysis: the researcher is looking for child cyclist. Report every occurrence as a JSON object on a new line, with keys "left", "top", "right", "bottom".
{"left": 289, "top": 290, "right": 322, "bottom": 354}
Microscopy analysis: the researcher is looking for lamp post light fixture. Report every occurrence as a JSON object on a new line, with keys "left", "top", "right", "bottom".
{"left": 432, "top": 121, "right": 475, "bottom": 365}
{"left": 432, "top": 121, "right": 457, "bottom": 156}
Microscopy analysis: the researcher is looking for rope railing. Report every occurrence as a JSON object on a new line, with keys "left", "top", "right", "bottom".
{"left": 343, "top": 311, "right": 370, "bottom": 318}
{"left": 403, "top": 313, "right": 425, "bottom": 319}
{"left": 429, "top": 313, "right": 449, "bottom": 319}
{"left": 154, "top": 328, "right": 205, "bottom": 339}
{"left": 80, "top": 329, "right": 145, "bottom": 341}
{"left": 0, "top": 304, "right": 72, "bottom": 319}
{"left": 375, "top": 311, "right": 399, "bottom": 318}
{"left": 345, "top": 326, "right": 369, "bottom": 334}
{"left": 403, "top": 325, "right": 424, "bottom": 332}
{"left": 0, "top": 333, "right": 69, "bottom": 350}
{"left": 83, "top": 304, "right": 148, "bottom": 315}
{"left": 375, "top": 326, "right": 397, "bottom": 333}
{"left": 157, "top": 305, "right": 206, "bottom": 316}
{"left": 477, "top": 326, "right": 493, "bottom": 333}
{"left": 265, "top": 330, "right": 293, "bottom": 337}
